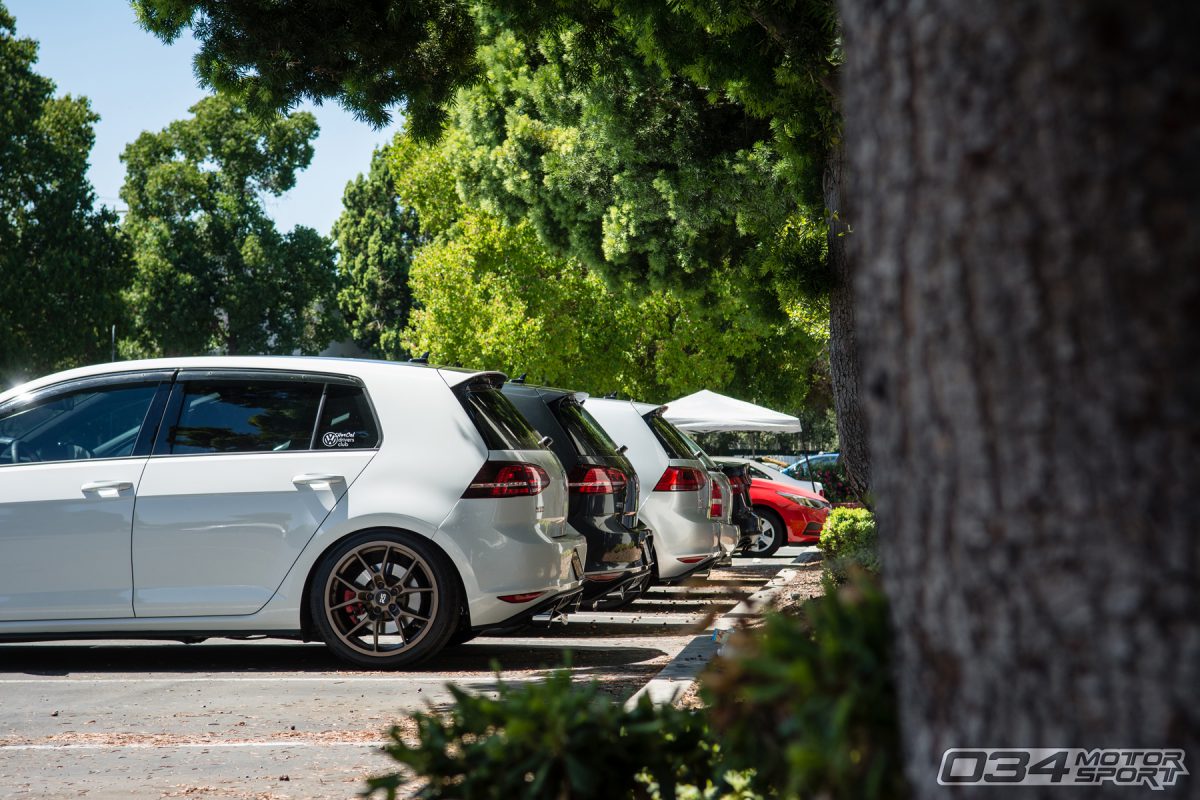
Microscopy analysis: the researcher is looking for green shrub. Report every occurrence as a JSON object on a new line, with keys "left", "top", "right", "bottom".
{"left": 701, "top": 576, "right": 906, "bottom": 800}
{"left": 364, "top": 668, "right": 716, "bottom": 800}
{"left": 365, "top": 576, "right": 906, "bottom": 800}
{"left": 818, "top": 507, "right": 879, "bottom": 582}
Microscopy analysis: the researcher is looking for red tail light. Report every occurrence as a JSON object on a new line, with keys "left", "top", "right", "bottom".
{"left": 462, "top": 461, "right": 551, "bottom": 498}
{"left": 709, "top": 480, "right": 724, "bottom": 518}
{"left": 653, "top": 466, "right": 707, "bottom": 492}
{"left": 568, "top": 465, "right": 627, "bottom": 495}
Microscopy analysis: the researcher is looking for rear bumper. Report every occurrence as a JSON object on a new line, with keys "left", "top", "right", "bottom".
{"left": 470, "top": 586, "right": 585, "bottom": 636}
{"left": 639, "top": 495, "right": 721, "bottom": 581}
{"left": 655, "top": 552, "right": 719, "bottom": 585}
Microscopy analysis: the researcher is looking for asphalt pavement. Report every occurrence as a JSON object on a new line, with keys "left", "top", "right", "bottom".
{"left": 0, "top": 546, "right": 815, "bottom": 800}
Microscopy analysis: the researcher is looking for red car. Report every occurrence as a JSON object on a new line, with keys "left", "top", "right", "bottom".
{"left": 745, "top": 478, "right": 831, "bottom": 556}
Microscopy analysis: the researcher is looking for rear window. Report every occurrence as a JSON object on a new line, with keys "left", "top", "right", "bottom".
{"left": 555, "top": 400, "right": 621, "bottom": 458}
{"left": 460, "top": 385, "right": 543, "bottom": 450}
{"left": 645, "top": 413, "right": 696, "bottom": 460}
{"left": 676, "top": 427, "right": 717, "bottom": 470}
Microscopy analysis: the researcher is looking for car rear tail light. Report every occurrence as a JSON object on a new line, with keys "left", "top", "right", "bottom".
{"left": 653, "top": 466, "right": 707, "bottom": 492}
{"left": 709, "top": 480, "right": 724, "bottom": 518}
{"left": 462, "top": 461, "right": 551, "bottom": 498}
{"left": 677, "top": 555, "right": 708, "bottom": 564}
{"left": 568, "top": 465, "right": 627, "bottom": 495}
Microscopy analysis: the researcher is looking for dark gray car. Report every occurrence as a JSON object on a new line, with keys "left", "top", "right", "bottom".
{"left": 502, "top": 383, "right": 653, "bottom": 607}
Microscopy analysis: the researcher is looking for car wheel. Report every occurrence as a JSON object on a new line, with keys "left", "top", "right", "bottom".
{"left": 750, "top": 507, "right": 785, "bottom": 557}
{"left": 310, "top": 530, "right": 461, "bottom": 668}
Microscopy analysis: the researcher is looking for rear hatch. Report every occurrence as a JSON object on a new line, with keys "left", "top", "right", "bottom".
{"left": 553, "top": 395, "right": 641, "bottom": 529}
{"left": 451, "top": 374, "right": 568, "bottom": 538}
{"left": 640, "top": 409, "right": 711, "bottom": 516}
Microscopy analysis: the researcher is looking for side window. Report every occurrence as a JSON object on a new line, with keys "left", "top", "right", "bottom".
{"left": 315, "top": 384, "right": 380, "bottom": 449}
{"left": 170, "top": 380, "right": 323, "bottom": 455}
{"left": 0, "top": 382, "right": 159, "bottom": 465}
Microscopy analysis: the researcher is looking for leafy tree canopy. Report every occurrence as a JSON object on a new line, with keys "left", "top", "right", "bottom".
{"left": 131, "top": 0, "right": 478, "bottom": 137}
{"left": 387, "top": 132, "right": 827, "bottom": 408}
{"left": 120, "top": 94, "right": 341, "bottom": 356}
{"left": 333, "top": 149, "right": 423, "bottom": 359}
{"left": 0, "top": 3, "right": 131, "bottom": 382}
{"left": 451, "top": 24, "right": 829, "bottom": 322}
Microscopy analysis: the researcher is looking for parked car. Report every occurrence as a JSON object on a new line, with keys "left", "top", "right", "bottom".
{"left": 713, "top": 460, "right": 760, "bottom": 553}
{"left": 501, "top": 383, "right": 652, "bottom": 608}
{"left": 0, "top": 357, "right": 587, "bottom": 668}
{"left": 743, "top": 478, "right": 832, "bottom": 556}
{"left": 586, "top": 399, "right": 722, "bottom": 583}
{"left": 782, "top": 452, "right": 840, "bottom": 481}
{"left": 670, "top": 429, "right": 755, "bottom": 556}
{"left": 714, "top": 456, "right": 824, "bottom": 497}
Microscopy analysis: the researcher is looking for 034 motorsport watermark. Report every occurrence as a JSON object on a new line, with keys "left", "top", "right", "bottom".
{"left": 938, "top": 749, "right": 1188, "bottom": 790}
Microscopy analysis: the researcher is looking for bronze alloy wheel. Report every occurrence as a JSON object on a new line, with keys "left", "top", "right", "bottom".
{"left": 311, "top": 531, "right": 460, "bottom": 667}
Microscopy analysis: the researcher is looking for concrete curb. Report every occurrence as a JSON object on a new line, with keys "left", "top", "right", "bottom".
{"left": 623, "top": 557, "right": 810, "bottom": 711}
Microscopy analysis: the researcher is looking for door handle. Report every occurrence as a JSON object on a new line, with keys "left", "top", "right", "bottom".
{"left": 293, "top": 474, "right": 345, "bottom": 487}
{"left": 81, "top": 480, "right": 133, "bottom": 494}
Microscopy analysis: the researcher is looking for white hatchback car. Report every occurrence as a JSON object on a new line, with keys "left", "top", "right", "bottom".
{"left": 586, "top": 399, "right": 722, "bottom": 582}
{"left": 0, "top": 357, "right": 586, "bottom": 667}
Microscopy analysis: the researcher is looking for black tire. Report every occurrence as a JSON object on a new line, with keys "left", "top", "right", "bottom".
{"left": 444, "top": 627, "right": 478, "bottom": 647}
{"left": 750, "top": 507, "right": 786, "bottom": 557}
{"left": 309, "top": 530, "right": 462, "bottom": 668}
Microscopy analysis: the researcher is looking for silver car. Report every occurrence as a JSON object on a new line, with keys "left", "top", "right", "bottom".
{"left": 586, "top": 399, "right": 722, "bottom": 582}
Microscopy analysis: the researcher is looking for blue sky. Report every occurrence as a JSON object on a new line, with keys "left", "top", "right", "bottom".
{"left": 7, "top": 0, "right": 402, "bottom": 235}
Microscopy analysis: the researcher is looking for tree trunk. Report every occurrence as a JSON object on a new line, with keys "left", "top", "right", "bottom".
{"left": 838, "top": 1, "right": 1200, "bottom": 796}
{"left": 824, "top": 143, "right": 871, "bottom": 501}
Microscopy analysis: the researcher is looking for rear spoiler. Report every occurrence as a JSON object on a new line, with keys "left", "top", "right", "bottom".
{"left": 439, "top": 369, "right": 507, "bottom": 390}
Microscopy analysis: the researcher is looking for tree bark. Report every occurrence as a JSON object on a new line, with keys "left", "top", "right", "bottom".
{"left": 838, "top": 0, "right": 1200, "bottom": 796}
{"left": 825, "top": 143, "right": 872, "bottom": 501}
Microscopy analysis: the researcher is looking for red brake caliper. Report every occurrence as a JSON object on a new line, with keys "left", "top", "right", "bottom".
{"left": 341, "top": 589, "right": 363, "bottom": 621}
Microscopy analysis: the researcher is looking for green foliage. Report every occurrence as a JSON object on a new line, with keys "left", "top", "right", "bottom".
{"left": 132, "top": 0, "right": 477, "bottom": 137}
{"left": 120, "top": 94, "right": 342, "bottom": 356}
{"left": 365, "top": 669, "right": 716, "bottom": 800}
{"left": 380, "top": 132, "right": 826, "bottom": 408}
{"left": 452, "top": 22, "right": 827, "bottom": 322}
{"left": 0, "top": 4, "right": 131, "bottom": 381}
{"left": 333, "top": 148, "right": 423, "bottom": 359}
{"left": 818, "top": 508, "right": 879, "bottom": 582}
{"left": 367, "top": 576, "right": 904, "bottom": 800}
{"left": 486, "top": 0, "right": 840, "bottom": 207}
{"left": 702, "top": 576, "right": 905, "bottom": 800}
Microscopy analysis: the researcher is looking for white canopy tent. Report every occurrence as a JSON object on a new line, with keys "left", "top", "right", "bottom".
{"left": 661, "top": 389, "right": 803, "bottom": 434}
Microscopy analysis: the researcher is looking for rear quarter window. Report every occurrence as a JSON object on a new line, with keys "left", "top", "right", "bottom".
{"left": 315, "top": 384, "right": 380, "bottom": 449}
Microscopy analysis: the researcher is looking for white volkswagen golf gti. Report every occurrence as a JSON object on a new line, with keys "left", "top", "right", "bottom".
{"left": 0, "top": 357, "right": 586, "bottom": 667}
